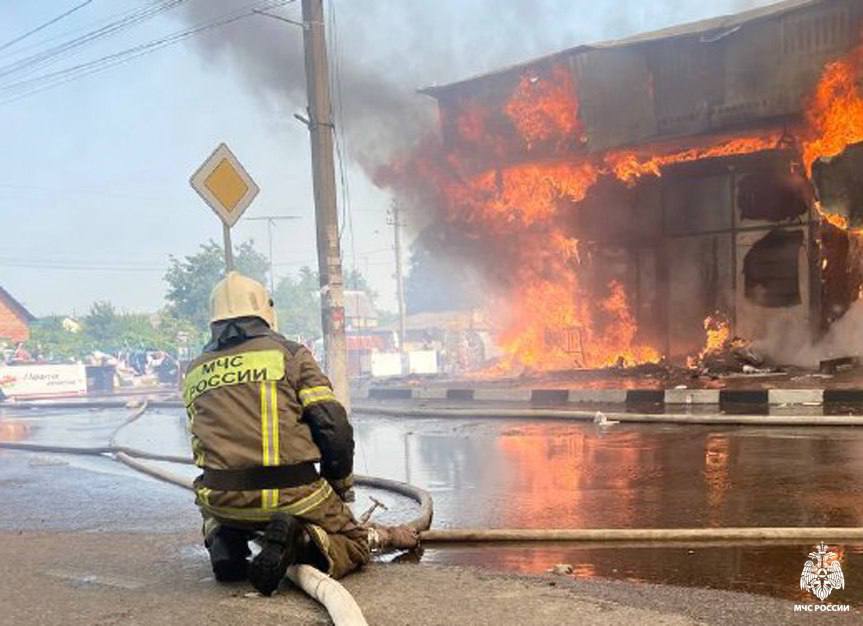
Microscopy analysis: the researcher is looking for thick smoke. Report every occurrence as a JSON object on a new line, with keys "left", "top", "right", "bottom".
{"left": 180, "top": 0, "right": 776, "bottom": 173}
{"left": 754, "top": 299, "right": 863, "bottom": 367}
{"left": 179, "top": 0, "right": 781, "bottom": 351}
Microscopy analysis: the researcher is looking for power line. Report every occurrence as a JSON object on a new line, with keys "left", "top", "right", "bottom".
{"left": 0, "top": 1, "right": 188, "bottom": 84}
{"left": 0, "top": 0, "right": 292, "bottom": 105}
{"left": 0, "top": 261, "right": 164, "bottom": 273}
{"left": 0, "top": 182, "right": 173, "bottom": 202}
{"left": 0, "top": 1, "right": 175, "bottom": 63}
{"left": 0, "top": 0, "right": 94, "bottom": 54}
{"left": 328, "top": 0, "right": 354, "bottom": 265}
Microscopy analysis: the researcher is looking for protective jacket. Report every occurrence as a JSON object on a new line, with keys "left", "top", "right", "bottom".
{"left": 183, "top": 317, "right": 355, "bottom": 525}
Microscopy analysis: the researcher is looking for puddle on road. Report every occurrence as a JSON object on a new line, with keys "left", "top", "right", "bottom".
{"left": 351, "top": 415, "right": 863, "bottom": 603}
{"left": 7, "top": 406, "right": 863, "bottom": 604}
{"left": 420, "top": 543, "right": 863, "bottom": 604}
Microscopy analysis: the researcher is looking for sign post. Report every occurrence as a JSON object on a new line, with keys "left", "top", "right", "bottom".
{"left": 190, "top": 143, "right": 260, "bottom": 272}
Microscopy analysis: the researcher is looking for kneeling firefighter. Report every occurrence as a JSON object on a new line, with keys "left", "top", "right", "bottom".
{"left": 183, "top": 272, "right": 417, "bottom": 595}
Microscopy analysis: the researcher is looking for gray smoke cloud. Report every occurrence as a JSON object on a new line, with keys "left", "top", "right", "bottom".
{"left": 180, "top": 0, "right": 777, "bottom": 170}
{"left": 753, "top": 300, "right": 863, "bottom": 367}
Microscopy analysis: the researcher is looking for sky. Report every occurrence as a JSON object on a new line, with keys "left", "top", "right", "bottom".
{"left": 0, "top": 0, "right": 777, "bottom": 317}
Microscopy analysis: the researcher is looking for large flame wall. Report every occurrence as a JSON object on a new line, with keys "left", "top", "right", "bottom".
{"left": 380, "top": 1, "right": 863, "bottom": 372}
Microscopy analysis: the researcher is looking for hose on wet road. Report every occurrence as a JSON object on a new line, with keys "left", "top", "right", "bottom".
{"left": 5, "top": 404, "right": 863, "bottom": 566}
{"left": 2, "top": 401, "right": 374, "bottom": 625}
{"left": 6, "top": 400, "right": 863, "bottom": 544}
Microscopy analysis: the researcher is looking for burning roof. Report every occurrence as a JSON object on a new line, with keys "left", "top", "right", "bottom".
{"left": 423, "top": 0, "right": 862, "bottom": 155}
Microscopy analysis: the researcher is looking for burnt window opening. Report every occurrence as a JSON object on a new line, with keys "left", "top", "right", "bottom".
{"left": 743, "top": 229, "right": 803, "bottom": 307}
{"left": 737, "top": 172, "right": 808, "bottom": 222}
{"left": 812, "top": 141, "right": 863, "bottom": 228}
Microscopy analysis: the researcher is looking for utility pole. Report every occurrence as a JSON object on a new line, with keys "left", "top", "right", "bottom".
{"left": 301, "top": 0, "right": 349, "bottom": 409}
{"left": 389, "top": 200, "right": 407, "bottom": 353}
{"left": 245, "top": 215, "right": 301, "bottom": 294}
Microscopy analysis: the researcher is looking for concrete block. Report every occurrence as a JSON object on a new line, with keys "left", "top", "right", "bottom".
{"left": 368, "top": 387, "right": 414, "bottom": 400}
{"left": 768, "top": 389, "right": 824, "bottom": 405}
{"left": 665, "top": 389, "right": 720, "bottom": 405}
{"left": 567, "top": 389, "right": 627, "bottom": 404}
{"left": 824, "top": 389, "right": 863, "bottom": 404}
{"left": 413, "top": 387, "right": 448, "bottom": 400}
{"left": 530, "top": 389, "right": 570, "bottom": 404}
{"left": 351, "top": 386, "right": 370, "bottom": 400}
{"left": 474, "top": 388, "right": 531, "bottom": 402}
{"left": 446, "top": 389, "right": 475, "bottom": 401}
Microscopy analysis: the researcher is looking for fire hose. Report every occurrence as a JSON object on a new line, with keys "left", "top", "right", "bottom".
{"left": 353, "top": 404, "right": 863, "bottom": 426}
{"left": 5, "top": 401, "right": 863, "bottom": 621}
{"left": 2, "top": 402, "right": 381, "bottom": 626}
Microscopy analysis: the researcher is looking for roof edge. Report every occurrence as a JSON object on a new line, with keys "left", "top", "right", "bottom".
{"left": 419, "top": 0, "right": 823, "bottom": 98}
{"left": 0, "top": 286, "right": 36, "bottom": 324}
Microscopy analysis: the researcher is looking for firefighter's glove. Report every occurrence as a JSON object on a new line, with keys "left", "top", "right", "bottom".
{"left": 330, "top": 475, "right": 355, "bottom": 502}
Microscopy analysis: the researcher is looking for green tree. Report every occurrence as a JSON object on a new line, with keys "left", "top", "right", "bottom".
{"left": 84, "top": 301, "right": 121, "bottom": 347}
{"left": 273, "top": 266, "right": 322, "bottom": 340}
{"left": 163, "top": 239, "right": 268, "bottom": 331}
{"left": 154, "top": 309, "right": 204, "bottom": 354}
{"left": 83, "top": 302, "right": 171, "bottom": 353}
{"left": 271, "top": 267, "right": 378, "bottom": 340}
{"left": 28, "top": 316, "right": 91, "bottom": 360}
{"left": 345, "top": 268, "right": 378, "bottom": 304}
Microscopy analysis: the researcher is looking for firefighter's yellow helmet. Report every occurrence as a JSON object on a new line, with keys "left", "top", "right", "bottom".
{"left": 209, "top": 271, "right": 276, "bottom": 328}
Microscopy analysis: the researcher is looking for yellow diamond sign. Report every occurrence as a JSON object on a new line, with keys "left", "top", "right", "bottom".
{"left": 190, "top": 143, "right": 259, "bottom": 227}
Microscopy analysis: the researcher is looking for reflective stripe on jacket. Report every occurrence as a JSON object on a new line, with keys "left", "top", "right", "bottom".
{"left": 183, "top": 317, "right": 354, "bottom": 522}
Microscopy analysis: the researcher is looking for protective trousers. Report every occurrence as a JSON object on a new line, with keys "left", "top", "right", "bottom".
{"left": 202, "top": 487, "right": 370, "bottom": 580}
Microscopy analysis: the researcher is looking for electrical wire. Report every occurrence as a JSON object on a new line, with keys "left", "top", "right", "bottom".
{"left": 327, "top": 0, "right": 355, "bottom": 269}
{"left": 0, "top": 1, "right": 188, "bottom": 83}
{"left": 0, "top": 0, "right": 292, "bottom": 106}
{"left": 0, "top": 261, "right": 164, "bottom": 273}
{"left": 0, "top": 0, "right": 94, "bottom": 54}
{"left": 0, "top": 0, "right": 262, "bottom": 97}
{"left": 0, "top": 1, "right": 180, "bottom": 63}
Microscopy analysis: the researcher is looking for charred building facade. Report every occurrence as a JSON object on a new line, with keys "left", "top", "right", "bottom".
{"left": 409, "top": 0, "right": 863, "bottom": 368}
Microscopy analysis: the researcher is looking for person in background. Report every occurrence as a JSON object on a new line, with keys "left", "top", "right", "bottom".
{"left": 12, "top": 343, "right": 31, "bottom": 363}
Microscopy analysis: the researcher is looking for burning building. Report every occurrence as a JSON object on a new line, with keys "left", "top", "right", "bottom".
{"left": 382, "top": 0, "right": 863, "bottom": 373}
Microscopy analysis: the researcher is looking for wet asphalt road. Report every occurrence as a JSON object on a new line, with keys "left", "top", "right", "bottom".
{"left": 1, "top": 403, "right": 862, "bottom": 607}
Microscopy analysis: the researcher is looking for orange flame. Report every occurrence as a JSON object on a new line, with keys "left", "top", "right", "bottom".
{"left": 701, "top": 315, "right": 731, "bottom": 358}
{"left": 687, "top": 315, "right": 731, "bottom": 368}
{"left": 497, "top": 274, "right": 659, "bottom": 371}
{"left": 815, "top": 201, "right": 851, "bottom": 230}
{"left": 606, "top": 131, "right": 786, "bottom": 184}
{"left": 801, "top": 43, "right": 863, "bottom": 176}
{"left": 505, "top": 65, "right": 583, "bottom": 149}
{"left": 452, "top": 161, "right": 599, "bottom": 228}
{"left": 382, "top": 37, "right": 863, "bottom": 375}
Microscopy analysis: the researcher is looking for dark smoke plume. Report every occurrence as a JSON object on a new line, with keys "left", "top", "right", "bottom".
{"left": 180, "top": 0, "right": 775, "bottom": 173}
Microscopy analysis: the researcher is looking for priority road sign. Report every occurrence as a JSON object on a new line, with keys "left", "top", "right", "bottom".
{"left": 190, "top": 143, "right": 259, "bottom": 227}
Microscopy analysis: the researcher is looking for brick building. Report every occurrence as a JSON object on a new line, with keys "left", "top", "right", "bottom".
{"left": 0, "top": 286, "right": 35, "bottom": 343}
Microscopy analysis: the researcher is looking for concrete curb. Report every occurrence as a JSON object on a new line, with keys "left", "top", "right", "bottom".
{"left": 359, "top": 386, "right": 863, "bottom": 408}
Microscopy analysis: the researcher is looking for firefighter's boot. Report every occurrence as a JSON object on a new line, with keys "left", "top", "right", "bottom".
{"left": 249, "top": 513, "right": 303, "bottom": 596}
{"left": 367, "top": 524, "right": 419, "bottom": 552}
{"left": 206, "top": 526, "right": 251, "bottom": 583}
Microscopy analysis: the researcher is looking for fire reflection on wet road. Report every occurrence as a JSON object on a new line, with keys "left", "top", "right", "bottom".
{"left": 2, "top": 404, "right": 862, "bottom": 604}
{"left": 354, "top": 416, "right": 863, "bottom": 603}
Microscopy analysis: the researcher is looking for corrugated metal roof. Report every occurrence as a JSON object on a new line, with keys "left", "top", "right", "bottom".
{"left": 420, "top": 0, "right": 823, "bottom": 97}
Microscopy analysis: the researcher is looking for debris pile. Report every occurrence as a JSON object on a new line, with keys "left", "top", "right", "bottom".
{"left": 687, "top": 314, "right": 770, "bottom": 376}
